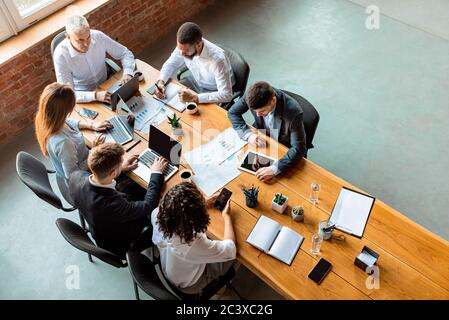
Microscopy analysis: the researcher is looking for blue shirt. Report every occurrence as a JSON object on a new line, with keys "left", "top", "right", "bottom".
{"left": 47, "top": 118, "right": 89, "bottom": 182}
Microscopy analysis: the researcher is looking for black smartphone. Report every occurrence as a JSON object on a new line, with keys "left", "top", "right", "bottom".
{"left": 308, "top": 258, "right": 332, "bottom": 285}
{"left": 214, "top": 188, "right": 232, "bottom": 211}
{"left": 79, "top": 108, "right": 98, "bottom": 120}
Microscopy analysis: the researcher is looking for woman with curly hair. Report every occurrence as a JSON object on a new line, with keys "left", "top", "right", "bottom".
{"left": 151, "top": 182, "right": 237, "bottom": 294}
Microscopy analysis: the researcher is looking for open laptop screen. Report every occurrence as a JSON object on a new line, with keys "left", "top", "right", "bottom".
{"left": 148, "top": 125, "right": 181, "bottom": 167}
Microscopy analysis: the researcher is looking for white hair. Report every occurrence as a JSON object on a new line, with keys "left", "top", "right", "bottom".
{"left": 66, "top": 15, "right": 90, "bottom": 34}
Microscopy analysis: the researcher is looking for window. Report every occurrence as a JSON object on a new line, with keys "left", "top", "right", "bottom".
{"left": 0, "top": 0, "right": 73, "bottom": 41}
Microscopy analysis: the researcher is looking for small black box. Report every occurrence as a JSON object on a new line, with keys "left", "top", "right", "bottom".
{"left": 354, "top": 246, "right": 379, "bottom": 271}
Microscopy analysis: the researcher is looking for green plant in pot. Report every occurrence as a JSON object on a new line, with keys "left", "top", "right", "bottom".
{"left": 242, "top": 185, "right": 259, "bottom": 208}
{"left": 167, "top": 114, "right": 183, "bottom": 136}
{"left": 291, "top": 205, "right": 304, "bottom": 222}
{"left": 271, "top": 193, "right": 288, "bottom": 214}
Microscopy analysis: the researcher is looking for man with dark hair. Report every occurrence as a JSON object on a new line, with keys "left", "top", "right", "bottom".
{"left": 228, "top": 81, "right": 307, "bottom": 181}
{"left": 151, "top": 183, "right": 237, "bottom": 294}
{"left": 154, "top": 22, "right": 235, "bottom": 105}
{"left": 69, "top": 143, "right": 167, "bottom": 257}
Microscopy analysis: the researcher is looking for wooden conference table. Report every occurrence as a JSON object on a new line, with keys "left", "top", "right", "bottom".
{"left": 70, "top": 59, "right": 449, "bottom": 300}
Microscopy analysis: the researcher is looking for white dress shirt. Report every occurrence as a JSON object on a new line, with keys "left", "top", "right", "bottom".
{"left": 88, "top": 175, "right": 117, "bottom": 190}
{"left": 151, "top": 208, "right": 236, "bottom": 288}
{"left": 53, "top": 30, "right": 135, "bottom": 103}
{"left": 158, "top": 38, "right": 234, "bottom": 104}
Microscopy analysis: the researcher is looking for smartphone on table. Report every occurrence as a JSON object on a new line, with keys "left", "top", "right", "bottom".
{"left": 79, "top": 107, "right": 98, "bottom": 120}
{"left": 308, "top": 258, "right": 332, "bottom": 285}
{"left": 214, "top": 188, "right": 232, "bottom": 211}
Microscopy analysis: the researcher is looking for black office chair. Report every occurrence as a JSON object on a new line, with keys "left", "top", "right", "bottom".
{"left": 177, "top": 45, "right": 250, "bottom": 110}
{"left": 126, "top": 239, "right": 242, "bottom": 300}
{"left": 281, "top": 90, "right": 320, "bottom": 150}
{"left": 55, "top": 218, "right": 127, "bottom": 268}
{"left": 50, "top": 31, "right": 122, "bottom": 77}
{"left": 16, "top": 151, "right": 91, "bottom": 260}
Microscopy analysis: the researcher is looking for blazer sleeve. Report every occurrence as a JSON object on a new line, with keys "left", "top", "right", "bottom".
{"left": 276, "top": 112, "right": 307, "bottom": 173}
{"left": 228, "top": 95, "right": 252, "bottom": 140}
{"left": 111, "top": 173, "right": 164, "bottom": 224}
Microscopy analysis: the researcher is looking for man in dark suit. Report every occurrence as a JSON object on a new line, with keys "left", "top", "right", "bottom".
{"left": 228, "top": 81, "right": 307, "bottom": 181}
{"left": 69, "top": 143, "right": 167, "bottom": 258}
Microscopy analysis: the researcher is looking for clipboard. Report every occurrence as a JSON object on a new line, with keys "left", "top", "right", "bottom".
{"left": 328, "top": 187, "right": 375, "bottom": 238}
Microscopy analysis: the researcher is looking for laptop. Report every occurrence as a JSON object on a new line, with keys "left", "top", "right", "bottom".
{"left": 103, "top": 74, "right": 140, "bottom": 111}
{"left": 106, "top": 96, "right": 134, "bottom": 145}
{"left": 135, "top": 125, "right": 181, "bottom": 182}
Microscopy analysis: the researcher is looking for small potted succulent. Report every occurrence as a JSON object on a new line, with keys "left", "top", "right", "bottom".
{"left": 242, "top": 185, "right": 259, "bottom": 208}
{"left": 291, "top": 205, "right": 305, "bottom": 222}
{"left": 271, "top": 193, "right": 288, "bottom": 214}
{"left": 167, "top": 114, "right": 183, "bottom": 136}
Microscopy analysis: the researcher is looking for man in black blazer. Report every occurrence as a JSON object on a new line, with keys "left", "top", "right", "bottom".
{"left": 69, "top": 143, "right": 167, "bottom": 258}
{"left": 228, "top": 81, "right": 307, "bottom": 181}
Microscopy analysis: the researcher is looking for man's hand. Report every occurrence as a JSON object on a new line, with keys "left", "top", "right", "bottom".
{"left": 92, "top": 120, "right": 113, "bottom": 132}
{"left": 150, "top": 156, "right": 168, "bottom": 172}
{"left": 121, "top": 74, "right": 133, "bottom": 86}
{"left": 255, "top": 167, "right": 275, "bottom": 182}
{"left": 221, "top": 199, "right": 231, "bottom": 218}
{"left": 178, "top": 88, "right": 198, "bottom": 103}
{"left": 205, "top": 191, "right": 220, "bottom": 208}
{"left": 93, "top": 134, "right": 105, "bottom": 147}
{"left": 248, "top": 133, "right": 267, "bottom": 147}
{"left": 122, "top": 154, "right": 139, "bottom": 172}
{"left": 154, "top": 80, "right": 166, "bottom": 99}
{"left": 95, "top": 91, "right": 111, "bottom": 103}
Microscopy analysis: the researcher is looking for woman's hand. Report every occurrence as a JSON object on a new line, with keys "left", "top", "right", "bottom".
{"left": 92, "top": 120, "right": 113, "bottom": 132}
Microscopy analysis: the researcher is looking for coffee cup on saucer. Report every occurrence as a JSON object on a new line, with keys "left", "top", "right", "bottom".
{"left": 185, "top": 102, "right": 198, "bottom": 114}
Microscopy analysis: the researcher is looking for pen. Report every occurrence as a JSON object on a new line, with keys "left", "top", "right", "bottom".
{"left": 125, "top": 140, "right": 141, "bottom": 152}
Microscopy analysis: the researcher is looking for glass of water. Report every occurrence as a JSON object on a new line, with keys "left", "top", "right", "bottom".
{"left": 310, "top": 182, "right": 320, "bottom": 204}
{"left": 311, "top": 234, "right": 323, "bottom": 255}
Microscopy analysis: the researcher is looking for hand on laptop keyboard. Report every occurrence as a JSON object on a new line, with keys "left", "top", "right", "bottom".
{"left": 151, "top": 156, "right": 168, "bottom": 172}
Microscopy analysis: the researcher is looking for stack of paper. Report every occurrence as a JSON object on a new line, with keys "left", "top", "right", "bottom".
{"left": 153, "top": 82, "right": 186, "bottom": 112}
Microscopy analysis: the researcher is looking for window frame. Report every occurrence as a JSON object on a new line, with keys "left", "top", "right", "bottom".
{"left": 0, "top": 0, "right": 74, "bottom": 40}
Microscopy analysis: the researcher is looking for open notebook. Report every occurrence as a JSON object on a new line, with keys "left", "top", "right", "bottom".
{"left": 152, "top": 82, "right": 186, "bottom": 112}
{"left": 246, "top": 215, "right": 304, "bottom": 265}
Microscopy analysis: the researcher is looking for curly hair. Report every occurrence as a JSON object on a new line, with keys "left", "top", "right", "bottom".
{"left": 158, "top": 182, "right": 210, "bottom": 244}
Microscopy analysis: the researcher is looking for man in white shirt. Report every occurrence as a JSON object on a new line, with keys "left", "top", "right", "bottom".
{"left": 53, "top": 15, "right": 136, "bottom": 104}
{"left": 154, "top": 22, "right": 235, "bottom": 105}
{"left": 151, "top": 182, "right": 237, "bottom": 294}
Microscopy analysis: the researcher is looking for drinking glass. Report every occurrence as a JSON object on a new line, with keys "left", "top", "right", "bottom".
{"left": 311, "top": 234, "right": 322, "bottom": 255}
{"left": 310, "top": 182, "right": 320, "bottom": 204}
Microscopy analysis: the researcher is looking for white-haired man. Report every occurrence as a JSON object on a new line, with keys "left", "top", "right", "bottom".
{"left": 53, "top": 15, "right": 135, "bottom": 103}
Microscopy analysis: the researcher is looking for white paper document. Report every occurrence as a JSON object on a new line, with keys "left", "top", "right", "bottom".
{"left": 329, "top": 187, "right": 375, "bottom": 238}
{"left": 126, "top": 96, "right": 164, "bottom": 131}
{"left": 246, "top": 215, "right": 304, "bottom": 265}
{"left": 154, "top": 82, "right": 186, "bottom": 112}
{"left": 191, "top": 156, "right": 241, "bottom": 197}
{"left": 184, "top": 127, "right": 247, "bottom": 173}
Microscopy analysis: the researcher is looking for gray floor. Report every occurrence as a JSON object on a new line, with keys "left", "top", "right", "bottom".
{"left": 1, "top": 0, "right": 448, "bottom": 299}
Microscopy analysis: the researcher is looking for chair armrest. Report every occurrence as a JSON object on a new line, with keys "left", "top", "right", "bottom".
{"left": 105, "top": 58, "right": 121, "bottom": 74}
{"left": 61, "top": 206, "right": 77, "bottom": 212}
{"left": 219, "top": 91, "right": 242, "bottom": 110}
{"left": 129, "top": 225, "right": 153, "bottom": 253}
{"left": 46, "top": 169, "right": 56, "bottom": 174}
{"left": 176, "top": 66, "right": 189, "bottom": 81}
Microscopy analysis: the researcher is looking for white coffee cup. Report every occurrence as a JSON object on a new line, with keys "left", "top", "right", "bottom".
{"left": 134, "top": 71, "right": 144, "bottom": 82}
{"left": 179, "top": 169, "right": 193, "bottom": 183}
{"left": 186, "top": 102, "right": 198, "bottom": 114}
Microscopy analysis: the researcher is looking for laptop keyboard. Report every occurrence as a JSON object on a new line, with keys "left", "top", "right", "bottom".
{"left": 139, "top": 150, "right": 177, "bottom": 180}
{"left": 109, "top": 117, "right": 131, "bottom": 144}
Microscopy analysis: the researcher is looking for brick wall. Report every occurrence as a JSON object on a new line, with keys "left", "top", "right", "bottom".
{"left": 0, "top": 0, "right": 213, "bottom": 145}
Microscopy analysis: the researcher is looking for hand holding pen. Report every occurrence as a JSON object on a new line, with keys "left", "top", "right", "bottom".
{"left": 154, "top": 80, "right": 166, "bottom": 99}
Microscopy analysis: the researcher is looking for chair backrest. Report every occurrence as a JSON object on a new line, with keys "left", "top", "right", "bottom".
{"left": 16, "top": 151, "right": 63, "bottom": 210}
{"left": 55, "top": 218, "right": 126, "bottom": 268}
{"left": 51, "top": 31, "right": 67, "bottom": 58}
{"left": 126, "top": 250, "right": 178, "bottom": 300}
{"left": 281, "top": 90, "right": 320, "bottom": 149}
{"left": 220, "top": 45, "right": 250, "bottom": 96}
